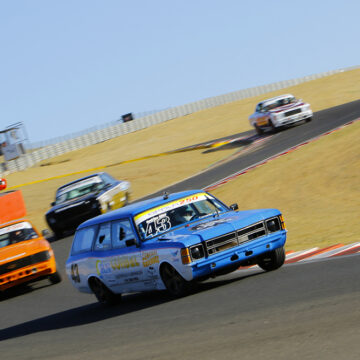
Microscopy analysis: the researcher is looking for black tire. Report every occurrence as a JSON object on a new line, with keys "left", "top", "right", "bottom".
{"left": 254, "top": 124, "right": 263, "bottom": 135}
{"left": 49, "top": 271, "right": 62, "bottom": 284}
{"left": 268, "top": 120, "right": 278, "bottom": 133}
{"left": 258, "top": 247, "right": 286, "bottom": 271}
{"left": 53, "top": 229, "right": 63, "bottom": 240}
{"left": 89, "top": 277, "right": 121, "bottom": 306}
{"left": 306, "top": 116, "right": 313, "bottom": 122}
{"left": 160, "top": 264, "right": 194, "bottom": 298}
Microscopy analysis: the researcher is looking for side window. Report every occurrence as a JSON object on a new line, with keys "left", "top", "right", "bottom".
{"left": 111, "top": 219, "right": 136, "bottom": 249}
{"left": 71, "top": 226, "right": 97, "bottom": 255}
{"left": 94, "top": 222, "right": 112, "bottom": 251}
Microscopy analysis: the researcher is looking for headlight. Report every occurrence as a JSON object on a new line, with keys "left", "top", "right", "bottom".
{"left": 266, "top": 217, "right": 281, "bottom": 233}
{"left": 190, "top": 244, "right": 205, "bottom": 260}
{"left": 181, "top": 244, "right": 205, "bottom": 264}
{"left": 272, "top": 113, "right": 283, "bottom": 121}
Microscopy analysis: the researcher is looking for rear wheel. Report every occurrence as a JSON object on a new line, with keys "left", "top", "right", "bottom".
{"left": 160, "top": 264, "right": 195, "bottom": 298}
{"left": 89, "top": 277, "right": 121, "bottom": 306}
{"left": 258, "top": 247, "right": 285, "bottom": 271}
{"left": 49, "top": 271, "right": 62, "bottom": 284}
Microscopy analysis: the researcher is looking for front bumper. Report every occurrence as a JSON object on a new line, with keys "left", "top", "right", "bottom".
{"left": 0, "top": 256, "right": 57, "bottom": 291}
{"left": 276, "top": 110, "right": 313, "bottom": 127}
{"left": 191, "top": 231, "right": 286, "bottom": 279}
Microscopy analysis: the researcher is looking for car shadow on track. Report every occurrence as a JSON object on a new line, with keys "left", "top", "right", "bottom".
{"left": 0, "top": 279, "right": 59, "bottom": 302}
{"left": 0, "top": 270, "right": 263, "bottom": 342}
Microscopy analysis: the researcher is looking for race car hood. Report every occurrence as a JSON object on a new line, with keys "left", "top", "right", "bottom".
{"left": 0, "top": 238, "right": 51, "bottom": 265}
{"left": 157, "top": 209, "right": 280, "bottom": 247}
{"left": 268, "top": 101, "right": 305, "bottom": 114}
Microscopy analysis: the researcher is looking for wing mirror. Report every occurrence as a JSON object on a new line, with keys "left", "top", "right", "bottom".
{"left": 42, "top": 229, "right": 51, "bottom": 237}
{"left": 230, "top": 203, "right": 238, "bottom": 211}
{"left": 125, "top": 239, "right": 136, "bottom": 247}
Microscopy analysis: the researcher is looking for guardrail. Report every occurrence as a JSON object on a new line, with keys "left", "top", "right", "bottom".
{"left": 2, "top": 65, "right": 359, "bottom": 174}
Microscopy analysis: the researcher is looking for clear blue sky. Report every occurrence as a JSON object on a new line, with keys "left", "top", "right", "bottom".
{"left": 0, "top": 0, "right": 358, "bottom": 144}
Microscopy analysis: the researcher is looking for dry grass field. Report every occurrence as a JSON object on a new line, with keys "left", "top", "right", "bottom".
{"left": 212, "top": 120, "right": 360, "bottom": 251}
{"left": 3, "top": 68, "right": 360, "bottom": 251}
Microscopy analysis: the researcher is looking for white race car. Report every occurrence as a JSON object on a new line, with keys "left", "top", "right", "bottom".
{"left": 249, "top": 94, "right": 313, "bottom": 134}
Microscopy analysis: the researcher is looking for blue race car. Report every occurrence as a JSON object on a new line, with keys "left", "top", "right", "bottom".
{"left": 66, "top": 190, "right": 287, "bottom": 305}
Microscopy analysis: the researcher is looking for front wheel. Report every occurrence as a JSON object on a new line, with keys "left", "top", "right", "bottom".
{"left": 49, "top": 271, "right": 62, "bottom": 284}
{"left": 268, "top": 120, "right": 278, "bottom": 133}
{"left": 89, "top": 277, "right": 121, "bottom": 306}
{"left": 305, "top": 116, "right": 313, "bottom": 122}
{"left": 254, "top": 124, "right": 263, "bottom": 135}
{"left": 258, "top": 247, "right": 285, "bottom": 271}
{"left": 160, "top": 264, "right": 195, "bottom": 298}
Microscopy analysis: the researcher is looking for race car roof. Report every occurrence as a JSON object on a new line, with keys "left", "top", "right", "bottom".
{"left": 77, "top": 189, "right": 206, "bottom": 229}
{"left": 56, "top": 172, "right": 117, "bottom": 192}
{"left": 258, "top": 93, "right": 294, "bottom": 105}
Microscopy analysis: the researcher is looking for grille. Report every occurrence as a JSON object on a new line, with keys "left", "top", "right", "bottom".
{"left": 204, "top": 221, "right": 267, "bottom": 256}
{"left": 285, "top": 108, "right": 301, "bottom": 117}
{"left": 206, "top": 232, "right": 238, "bottom": 255}
{"left": 0, "top": 251, "right": 50, "bottom": 276}
{"left": 237, "top": 222, "right": 266, "bottom": 243}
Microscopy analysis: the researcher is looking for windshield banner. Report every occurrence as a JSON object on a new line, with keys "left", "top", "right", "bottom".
{"left": 134, "top": 193, "right": 209, "bottom": 226}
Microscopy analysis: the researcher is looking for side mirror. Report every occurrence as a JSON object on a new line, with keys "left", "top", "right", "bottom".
{"left": 230, "top": 203, "right": 238, "bottom": 211}
{"left": 42, "top": 229, "right": 50, "bottom": 237}
{"left": 125, "top": 238, "right": 136, "bottom": 247}
{"left": 119, "top": 227, "right": 126, "bottom": 241}
{"left": 51, "top": 202, "right": 56, "bottom": 206}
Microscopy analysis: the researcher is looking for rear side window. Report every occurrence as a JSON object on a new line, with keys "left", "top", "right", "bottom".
{"left": 111, "top": 219, "right": 136, "bottom": 249}
{"left": 94, "top": 222, "right": 112, "bottom": 251}
{"left": 71, "top": 226, "right": 97, "bottom": 255}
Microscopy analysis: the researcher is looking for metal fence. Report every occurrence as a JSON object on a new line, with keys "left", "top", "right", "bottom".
{"left": 2, "top": 65, "right": 359, "bottom": 174}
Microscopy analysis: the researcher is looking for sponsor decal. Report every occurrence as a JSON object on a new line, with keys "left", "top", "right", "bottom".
{"left": 134, "top": 193, "right": 208, "bottom": 225}
{"left": 96, "top": 256, "right": 140, "bottom": 276}
{"left": 191, "top": 218, "right": 229, "bottom": 231}
{"left": 171, "top": 250, "right": 179, "bottom": 257}
{"left": 95, "top": 260, "right": 112, "bottom": 275}
{"left": 142, "top": 251, "right": 159, "bottom": 267}
{"left": 115, "top": 270, "right": 142, "bottom": 279}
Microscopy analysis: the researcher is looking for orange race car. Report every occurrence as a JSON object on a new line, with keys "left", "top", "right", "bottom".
{"left": 0, "top": 219, "right": 61, "bottom": 292}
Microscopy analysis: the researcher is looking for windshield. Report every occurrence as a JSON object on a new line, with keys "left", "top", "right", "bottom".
{"left": 55, "top": 176, "right": 104, "bottom": 204}
{"left": 0, "top": 222, "right": 38, "bottom": 248}
{"left": 134, "top": 193, "right": 228, "bottom": 241}
{"left": 263, "top": 96, "right": 296, "bottom": 111}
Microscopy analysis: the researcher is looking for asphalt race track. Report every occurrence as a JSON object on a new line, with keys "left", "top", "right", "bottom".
{"left": 1, "top": 100, "right": 360, "bottom": 359}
